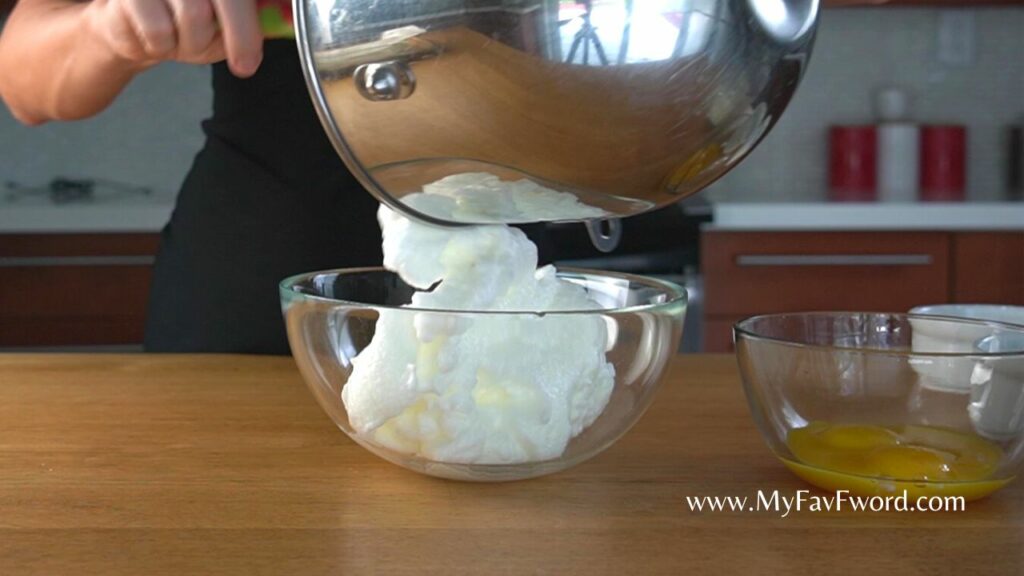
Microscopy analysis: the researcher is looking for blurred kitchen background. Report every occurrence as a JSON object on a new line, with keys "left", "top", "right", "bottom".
{"left": 1, "top": 1, "right": 1023, "bottom": 351}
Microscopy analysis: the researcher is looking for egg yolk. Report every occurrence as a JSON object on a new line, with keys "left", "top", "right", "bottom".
{"left": 783, "top": 422, "right": 1009, "bottom": 500}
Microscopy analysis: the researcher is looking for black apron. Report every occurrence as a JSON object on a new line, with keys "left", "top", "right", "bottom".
{"left": 144, "top": 41, "right": 383, "bottom": 354}
{"left": 145, "top": 41, "right": 553, "bottom": 354}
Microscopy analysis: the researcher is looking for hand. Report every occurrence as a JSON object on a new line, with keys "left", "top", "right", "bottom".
{"left": 87, "top": 0, "right": 263, "bottom": 77}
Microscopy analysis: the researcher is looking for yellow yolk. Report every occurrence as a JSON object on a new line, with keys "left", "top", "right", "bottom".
{"left": 783, "top": 422, "right": 1010, "bottom": 501}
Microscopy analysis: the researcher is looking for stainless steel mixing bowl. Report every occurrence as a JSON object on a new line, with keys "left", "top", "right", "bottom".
{"left": 293, "top": 0, "right": 819, "bottom": 242}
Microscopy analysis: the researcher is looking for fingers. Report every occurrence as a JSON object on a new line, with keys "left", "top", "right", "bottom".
{"left": 209, "top": 0, "right": 263, "bottom": 77}
{"left": 123, "top": 0, "right": 178, "bottom": 58}
{"left": 168, "top": 0, "right": 218, "bottom": 59}
{"left": 94, "top": 0, "right": 257, "bottom": 72}
{"left": 197, "top": 32, "right": 229, "bottom": 64}
{"left": 95, "top": 0, "right": 150, "bottom": 63}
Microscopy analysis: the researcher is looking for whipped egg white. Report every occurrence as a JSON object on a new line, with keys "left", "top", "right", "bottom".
{"left": 420, "top": 172, "right": 608, "bottom": 223}
{"left": 341, "top": 175, "right": 615, "bottom": 465}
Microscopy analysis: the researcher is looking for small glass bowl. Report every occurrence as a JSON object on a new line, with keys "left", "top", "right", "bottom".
{"left": 735, "top": 312, "right": 1024, "bottom": 501}
{"left": 281, "top": 267, "right": 686, "bottom": 481}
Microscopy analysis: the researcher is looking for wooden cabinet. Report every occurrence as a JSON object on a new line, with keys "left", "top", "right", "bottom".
{"left": 953, "top": 233, "right": 1024, "bottom": 305}
{"left": 703, "top": 231, "right": 951, "bottom": 316}
{"left": 703, "top": 315, "right": 747, "bottom": 357}
{"left": 702, "top": 231, "right": 1024, "bottom": 352}
{"left": 0, "top": 234, "right": 160, "bottom": 347}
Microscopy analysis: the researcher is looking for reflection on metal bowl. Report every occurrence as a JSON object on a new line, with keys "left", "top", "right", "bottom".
{"left": 293, "top": 0, "right": 819, "bottom": 226}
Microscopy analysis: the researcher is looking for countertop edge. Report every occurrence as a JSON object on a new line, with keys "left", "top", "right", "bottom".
{"left": 706, "top": 202, "right": 1024, "bottom": 231}
{"left": 0, "top": 205, "right": 174, "bottom": 233}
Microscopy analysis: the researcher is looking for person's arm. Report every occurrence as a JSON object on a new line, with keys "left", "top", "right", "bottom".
{"left": 0, "top": 0, "right": 263, "bottom": 125}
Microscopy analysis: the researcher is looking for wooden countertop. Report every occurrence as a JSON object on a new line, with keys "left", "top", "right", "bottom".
{"left": 1, "top": 354, "right": 1021, "bottom": 574}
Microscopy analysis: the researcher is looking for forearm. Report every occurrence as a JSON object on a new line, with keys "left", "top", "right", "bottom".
{"left": 0, "top": 0, "right": 148, "bottom": 124}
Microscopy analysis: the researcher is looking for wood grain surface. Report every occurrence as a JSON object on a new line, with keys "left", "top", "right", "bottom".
{"left": 953, "top": 232, "right": 1024, "bottom": 305}
{"left": 0, "top": 354, "right": 1021, "bottom": 575}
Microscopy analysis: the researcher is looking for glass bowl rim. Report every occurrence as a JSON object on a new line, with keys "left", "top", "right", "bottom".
{"left": 775, "top": 450, "right": 1015, "bottom": 486}
{"left": 734, "top": 311, "right": 1024, "bottom": 358}
{"left": 910, "top": 303, "right": 1024, "bottom": 324}
{"left": 280, "top": 266, "right": 688, "bottom": 316}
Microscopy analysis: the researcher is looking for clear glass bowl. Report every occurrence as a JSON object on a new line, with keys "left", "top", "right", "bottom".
{"left": 735, "top": 312, "right": 1024, "bottom": 501}
{"left": 280, "top": 267, "right": 686, "bottom": 481}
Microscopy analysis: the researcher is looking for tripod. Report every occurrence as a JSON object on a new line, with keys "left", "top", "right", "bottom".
{"left": 565, "top": 0, "right": 609, "bottom": 65}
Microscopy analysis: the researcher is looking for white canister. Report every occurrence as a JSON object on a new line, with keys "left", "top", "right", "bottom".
{"left": 877, "top": 123, "right": 920, "bottom": 202}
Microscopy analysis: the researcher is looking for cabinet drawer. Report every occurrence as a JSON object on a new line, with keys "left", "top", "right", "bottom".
{"left": 953, "top": 233, "right": 1024, "bottom": 305}
{"left": 0, "top": 234, "right": 160, "bottom": 257}
{"left": 703, "top": 316, "right": 746, "bottom": 353}
{"left": 0, "top": 316, "right": 148, "bottom": 347}
{"left": 702, "top": 231, "right": 951, "bottom": 315}
{"left": 0, "top": 265, "right": 153, "bottom": 316}
{"left": 0, "top": 234, "right": 159, "bottom": 346}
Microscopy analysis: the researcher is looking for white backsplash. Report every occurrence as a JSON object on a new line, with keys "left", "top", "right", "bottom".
{"left": 707, "top": 7, "right": 1024, "bottom": 203}
{"left": 0, "top": 62, "right": 211, "bottom": 197}
{"left": 1, "top": 7, "right": 1022, "bottom": 204}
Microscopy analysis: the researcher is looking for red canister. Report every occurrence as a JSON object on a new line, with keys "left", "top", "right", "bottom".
{"left": 920, "top": 125, "right": 966, "bottom": 201}
{"left": 829, "top": 126, "right": 877, "bottom": 201}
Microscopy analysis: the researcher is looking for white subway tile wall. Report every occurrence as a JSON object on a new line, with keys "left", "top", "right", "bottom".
{"left": 707, "top": 7, "right": 1024, "bottom": 202}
